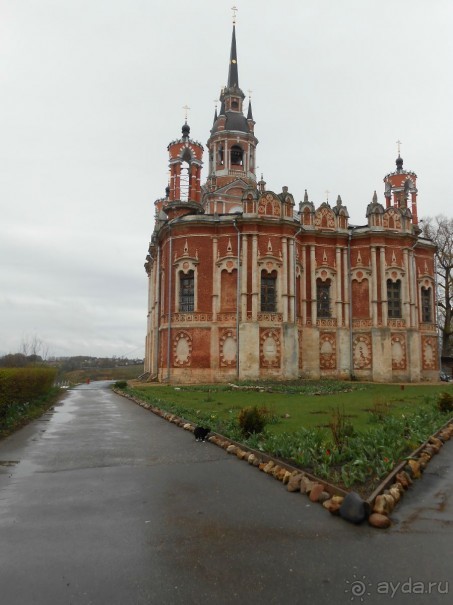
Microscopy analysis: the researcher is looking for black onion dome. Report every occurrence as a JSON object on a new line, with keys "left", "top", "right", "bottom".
{"left": 182, "top": 122, "right": 190, "bottom": 138}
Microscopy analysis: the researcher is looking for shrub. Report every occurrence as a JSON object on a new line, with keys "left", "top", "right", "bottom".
{"left": 238, "top": 406, "right": 268, "bottom": 436}
{"left": 328, "top": 405, "right": 355, "bottom": 452}
{"left": 437, "top": 392, "right": 453, "bottom": 414}
{"left": 114, "top": 380, "right": 128, "bottom": 389}
{"left": 0, "top": 367, "right": 57, "bottom": 418}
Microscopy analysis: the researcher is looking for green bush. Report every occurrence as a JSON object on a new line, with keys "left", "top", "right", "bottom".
{"left": 437, "top": 392, "right": 453, "bottom": 414}
{"left": 114, "top": 380, "right": 128, "bottom": 389}
{"left": 0, "top": 367, "right": 57, "bottom": 418}
{"left": 238, "top": 406, "right": 268, "bottom": 436}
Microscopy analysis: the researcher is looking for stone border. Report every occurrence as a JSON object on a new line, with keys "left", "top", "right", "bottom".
{"left": 113, "top": 388, "right": 453, "bottom": 529}
{"left": 365, "top": 419, "right": 453, "bottom": 528}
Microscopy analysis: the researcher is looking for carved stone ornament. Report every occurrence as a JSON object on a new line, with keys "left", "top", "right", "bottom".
{"left": 353, "top": 334, "right": 372, "bottom": 370}
{"left": 260, "top": 328, "right": 281, "bottom": 368}
{"left": 422, "top": 336, "right": 437, "bottom": 370}
{"left": 314, "top": 207, "right": 335, "bottom": 229}
{"left": 319, "top": 333, "right": 336, "bottom": 370}
{"left": 219, "top": 329, "right": 236, "bottom": 367}
{"left": 391, "top": 334, "right": 406, "bottom": 370}
{"left": 173, "top": 331, "right": 192, "bottom": 367}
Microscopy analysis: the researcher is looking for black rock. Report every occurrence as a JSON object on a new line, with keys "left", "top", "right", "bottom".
{"left": 339, "top": 491, "right": 368, "bottom": 524}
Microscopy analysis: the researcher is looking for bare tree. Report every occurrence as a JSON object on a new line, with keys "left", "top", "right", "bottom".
{"left": 19, "top": 334, "right": 49, "bottom": 362}
{"left": 422, "top": 215, "right": 453, "bottom": 357}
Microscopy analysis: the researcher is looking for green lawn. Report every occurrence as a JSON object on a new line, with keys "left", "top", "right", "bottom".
{"left": 128, "top": 381, "right": 452, "bottom": 433}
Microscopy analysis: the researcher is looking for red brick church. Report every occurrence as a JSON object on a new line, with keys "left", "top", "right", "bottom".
{"left": 144, "top": 23, "right": 439, "bottom": 384}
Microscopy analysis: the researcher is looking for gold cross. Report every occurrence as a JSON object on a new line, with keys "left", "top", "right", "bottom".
{"left": 396, "top": 139, "right": 402, "bottom": 155}
{"left": 232, "top": 5, "right": 238, "bottom": 24}
{"left": 182, "top": 104, "right": 190, "bottom": 122}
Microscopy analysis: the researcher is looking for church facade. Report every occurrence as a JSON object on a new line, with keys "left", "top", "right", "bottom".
{"left": 144, "top": 24, "right": 439, "bottom": 384}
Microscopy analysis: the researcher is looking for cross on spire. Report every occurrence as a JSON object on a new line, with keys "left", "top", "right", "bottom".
{"left": 182, "top": 104, "right": 190, "bottom": 123}
{"left": 325, "top": 189, "right": 330, "bottom": 203}
{"left": 231, "top": 5, "right": 238, "bottom": 24}
{"left": 396, "top": 139, "right": 402, "bottom": 156}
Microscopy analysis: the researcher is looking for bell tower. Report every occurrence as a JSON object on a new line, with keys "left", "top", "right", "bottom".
{"left": 159, "top": 119, "right": 204, "bottom": 221}
{"left": 167, "top": 118, "right": 203, "bottom": 204}
{"left": 383, "top": 141, "right": 419, "bottom": 227}
{"left": 203, "top": 17, "right": 258, "bottom": 214}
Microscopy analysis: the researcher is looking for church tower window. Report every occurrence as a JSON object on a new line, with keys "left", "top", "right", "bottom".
{"left": 231, "top": 145, "right": 243, "bottom": 166}
{"left": 387, "top": 279, "right": 402, "bottom": 318}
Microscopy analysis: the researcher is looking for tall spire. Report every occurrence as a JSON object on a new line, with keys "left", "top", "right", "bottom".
{"left": 227, "top": 24, "right": 239, "bottom": 89}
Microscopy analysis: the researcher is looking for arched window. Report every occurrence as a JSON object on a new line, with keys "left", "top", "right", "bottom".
{"left": 421, "top": 287, "right": 432, "bottom": 323}
{"left": 180, "top": 270, "right": 194, "bottom": 312}
{"left": 387, "top": 279, "right": 401, "bottom": 318}
{"left": 317, "top": 278, "right": 331, "bottom": 318}
{"left": 180, "top": 160, "right": 190, "bottom": 201}
{"left": 230, "top": 145, "right": 243, "bottom": 166}
{"left": 261, "top": 271, "right": 277, "bottom": 312}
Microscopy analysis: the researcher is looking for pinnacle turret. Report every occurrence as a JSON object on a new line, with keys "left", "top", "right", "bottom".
{"left": 247, "top": 100, "right": 254, "bottom": 121}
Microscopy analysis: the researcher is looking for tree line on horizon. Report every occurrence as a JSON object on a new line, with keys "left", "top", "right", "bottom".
{"left": 0, "top": 353, "right": 144, "bottom": 370}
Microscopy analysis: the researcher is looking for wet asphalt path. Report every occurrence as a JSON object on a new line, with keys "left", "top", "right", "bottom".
{"left": 0, "top": 381, "right": 452, "bottom": 605}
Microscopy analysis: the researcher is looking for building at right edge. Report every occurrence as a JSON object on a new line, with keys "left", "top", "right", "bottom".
{"left": 144, "top": 23, "right": 439, "bottom": 384}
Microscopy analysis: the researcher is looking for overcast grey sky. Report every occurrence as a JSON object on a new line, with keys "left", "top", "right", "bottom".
{"left": 1, "top": 0, "right": 452, "bottom": 358}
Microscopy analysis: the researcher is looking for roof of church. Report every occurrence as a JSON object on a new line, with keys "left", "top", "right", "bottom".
{"left": 223, "top": 111, "right": 249, "bottom": 133}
